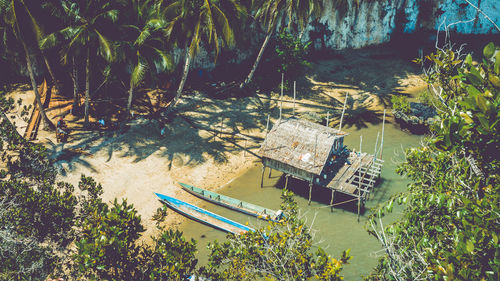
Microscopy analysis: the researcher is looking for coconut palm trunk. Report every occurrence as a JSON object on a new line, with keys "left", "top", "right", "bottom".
{"left": 127, "top": 80, "right": 134, "bottom": 116}
{"left": 43, "top": 55, "right": 56, "bottom": 85}
{"left": 165, "top": 42, "right": 192, "bottom": 114}
{"left": 84, "top": 47, "right": 90, "bottom": 126}
{"left": 71, "top": 56, "right": 79, "bottom": 112}
{"left": 240, "top": 30, "right": 272, "bottom": 88}
{"left": 20, "top": 35, "right": 53, "bottom": 130}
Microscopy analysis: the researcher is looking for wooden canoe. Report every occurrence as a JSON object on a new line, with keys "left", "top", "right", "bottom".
{"left": 154, "top": 192, "right": 254, "bottom": 235}
{"left": 178, "top": 182, "right": 281, "bottom": 222}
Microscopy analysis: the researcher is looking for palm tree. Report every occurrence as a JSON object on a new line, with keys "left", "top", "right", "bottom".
{"left": 118, "top": 0, "right": 172, "bottom": 116}
{"left": 240, "top": 0, "right": 324, "bottom": 88}
{"left": 41, "top": 0, "right": 120, "bottom": 126}
{"left": 160, "top": 0, "right": 244, "bottom": 115}
{"left": 0, "top": 0, "right": 54, "bottom": 130}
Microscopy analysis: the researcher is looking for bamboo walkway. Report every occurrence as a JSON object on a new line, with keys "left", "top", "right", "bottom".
{"left": 326, "top": 151, "right": 384, "bottom": 219}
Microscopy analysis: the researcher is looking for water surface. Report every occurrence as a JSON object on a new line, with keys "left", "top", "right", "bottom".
{"left": 178, "top": 121, "right": 422, "bottom": 280}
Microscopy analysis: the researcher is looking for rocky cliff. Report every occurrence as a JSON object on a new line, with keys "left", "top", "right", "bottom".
{"left": 191, "top": 0, "right": 499, "bottom": 69}
{"left": 303, "top": 0, "right": 499, "bottom": 50}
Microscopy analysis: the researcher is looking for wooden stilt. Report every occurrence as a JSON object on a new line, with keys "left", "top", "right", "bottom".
{"left": 326, "top": 111, "right": 329, "bottom": 127}
{"left": 293, "top": 81, "right": 296, "bottom": 117}
{"left": 339, "top": 92, "right": 348, "bottom": 131}
{"left": 265, "top": 114, "right": 270, "bottom": 137}
{"left": 360, "top": 135, "right": 363, "bottom": 153}
{"left": 279, "top": 73, "right": 284, "bottom": 121}
{"left": 308, "top": 181, "right": 313, "bottom": 205}
{"left": 374, "top": 131, "right": 380, "bottom": 160}
{"left": 357, "top": 195, "right": 361, "bottom": 222}
{"left": 380, "top": 109, "right": 386, "bottom": 159}
{"left": 260, "top": 165, "right": 265, "bottom": 188}
{"left": 330, "top": 189, "right": 335, "bottom": 212}
{"left": 243, "top": 138, "right": 247, "bottom": 157}
{"left": 219, "top": 116, "right": 223, "bottom": 137}
{"left": 269, "top": 167, "right": 272, "bottom": 178}
{"left": 284, "top": 174, "right": 289, "bottom": 189}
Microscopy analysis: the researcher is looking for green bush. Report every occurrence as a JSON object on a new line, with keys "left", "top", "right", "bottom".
{"left": 274, "top": 31, "right": 311, "bottom": 80}
{"left": 368, "top": 42, "right": 500, "bottom": 281}
{"left": 391, "top": 95, "right": 410, "bottom": 114}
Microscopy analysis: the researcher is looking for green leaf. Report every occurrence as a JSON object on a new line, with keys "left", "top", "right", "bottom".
{"left": 483, "top": 42, "right": 495, "bottom": 59}
{"left": 465, "top": 54, "right": 472, "bottom": 65}
{"left": 477, "top": 115, "right": 490, "bottom": 130}
{"left": 466, "top": 85, "right": 481, "bottom": 97}
{"left": 475, "top": 95, "right": 488, "bottom": 113}
{"left": 466, "top": 240, "right": 474, "bottom": 253}
{"left": 460, "top": 112, "right": 473, "bottom": 124}
{"left": 488, "top": 73, "right": 500, "bottom": 88}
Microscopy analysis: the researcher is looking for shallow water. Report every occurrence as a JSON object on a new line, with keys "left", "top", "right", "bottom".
{"left": 178, "top": 121, "right": 422, "bottom": 280}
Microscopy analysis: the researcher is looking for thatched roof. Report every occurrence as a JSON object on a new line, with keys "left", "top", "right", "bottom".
{"left": 258, "top": 118, "right": 348, "bottom": 175}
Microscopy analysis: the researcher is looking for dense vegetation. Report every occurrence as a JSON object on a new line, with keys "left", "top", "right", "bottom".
{"left": 368, "top": 43, "right": 499, "bottom": 280}
{"left": 1, "top": 0, "right": 499, "bottom": 280}
{"left": 0, "top": 0, "right": 344, "bottom": 128}
{"left": 0, "top": 94, "right": 348, "bottom": 279}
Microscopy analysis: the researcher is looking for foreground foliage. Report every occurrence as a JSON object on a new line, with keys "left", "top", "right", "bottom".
{"left": 201, "top": 190, "right": 350, "bottom": 280}
{"left": 2, "top": 89, "right": 346, "bottom": 279}
{"left": 367, "top": 43, "right": 499, "bottom": 280}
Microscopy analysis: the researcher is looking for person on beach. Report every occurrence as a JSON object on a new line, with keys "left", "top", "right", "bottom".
{"left": 56, "top": 117, "right": 69, "bottom": 142}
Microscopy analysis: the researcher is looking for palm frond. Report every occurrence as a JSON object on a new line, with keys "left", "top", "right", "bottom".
{"left": 130, "top": 54, "right": 147, "bottom": 87}
{"left": 95, "top": 29, "right": 114, "bottom": 62}
{"left": 152, "top": 47, "right": 173, "bottom": 72}
{"left": 212, "top": 4, "right": 235, "bottom": 48}
{"left": 134, "top": 27, "right": 151, "bottom": 47}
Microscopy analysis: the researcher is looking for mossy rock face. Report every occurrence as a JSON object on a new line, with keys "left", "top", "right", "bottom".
{"left": 393, "top": 102, "right": 437, "bottom": 134}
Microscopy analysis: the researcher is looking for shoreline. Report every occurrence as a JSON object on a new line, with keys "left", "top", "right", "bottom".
{"left": 4, "top": 46, "right": 427, "bottom": 243}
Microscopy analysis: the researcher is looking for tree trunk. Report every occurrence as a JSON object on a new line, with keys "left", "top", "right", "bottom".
{"left": 71, "top": 56, "right": 79, "bottom": 113}
{"left": 164, "top": 43, "right": 192, "bottom": 115}
{"left": 20, "top": 38, "right": 53, "bottom": 130}
{"left": 84, "top": 47, "right": 90, "bottom": 126}
{"left": 240, "top": 30, "right": 273, "bottom": 88}
{"left": 127, "top": 79, "right": 133, "bottom": 116}
{"left": 43, "top": 55, "right": 56, "bottom": 85}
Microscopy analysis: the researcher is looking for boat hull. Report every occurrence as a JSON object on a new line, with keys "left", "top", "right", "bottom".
{"left": 179, "top": 183, "right": 280, "bottom": 221}
{"left": 154, "top": 193, "right": 253, "bottom": 235}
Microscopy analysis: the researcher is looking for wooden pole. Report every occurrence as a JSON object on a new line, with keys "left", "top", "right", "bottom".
{"left": 360, "top": 135, "right": 363, "bottom": 153}
{"left": 219, "top": 116, "right": 223, "bottom": 137}
{"left": 260, "top": 165, "right": 265, "bottom": 188}
{"left": 269, "top": 166, "right": 272, "bottom": 178}
{"left": 313, "top": 132, "right": 318, "bottom": 167}
{"left": 293, "top": 81, "right": 296, "bottom": 117}
{"left": 380, "top": 109, "right": 386, "bottom": 159}
{"left": 284, "top": 174, "right": 289, "bottom": 189}
{"left": 374, "top": 131, "right": 380, "bottom": 160}
{"left": 326, "top": 111, "right": 329, "bottom": 127}
{"left": 279, "top": 73, "right": 284, "bottom": 121}
{"left": 308, "top": 181, "right": 313, "bottom": 205}
{"left": 330, "top": 189, "right": 335, "bottom": 212}
{"left": 339, "top": 92, "right": 348, "bottom": 131}
{"left": 243, "top": 138, "right": 247, "bottom": 157}
{"left": 265, "top": 114, "right": 270, "bottom": 138}
{"left": 357, "top": 195, "right": 361, "bottom": 222}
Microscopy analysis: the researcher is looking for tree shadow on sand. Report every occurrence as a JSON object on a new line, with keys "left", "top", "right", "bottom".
{"left": 298, "top": 45, "right": 422, "bottom": 124}
{"left": 47, "top": 91, "right": 280, "bottom": 174}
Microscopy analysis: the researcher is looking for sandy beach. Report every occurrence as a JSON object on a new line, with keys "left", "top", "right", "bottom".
{"left": 5, "top": 46, "right": 426, "bottom": 241}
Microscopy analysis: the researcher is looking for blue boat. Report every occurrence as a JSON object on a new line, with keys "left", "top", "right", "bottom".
{"left": 154, "top": 193, "right": 254, "bottom": 235}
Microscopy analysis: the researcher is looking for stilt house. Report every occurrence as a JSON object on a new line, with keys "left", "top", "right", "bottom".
{"left": 258, "top": 118, "right": 349, "bottom": 188}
